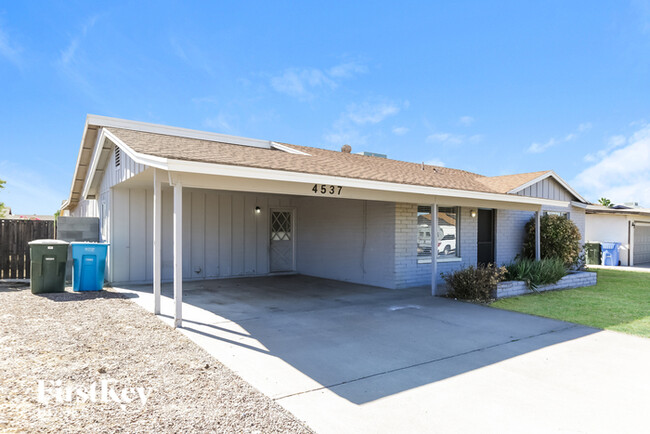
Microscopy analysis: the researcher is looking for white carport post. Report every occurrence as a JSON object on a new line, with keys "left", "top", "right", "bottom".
{"left": 153, "top": 169, "right": 162, "bottom": 315}
{"left": 431, "top": 203, "right": 438, "bottom": 295}
{"left": 173, "top": 182, "right": 183, "bottom": 328}
{"left": 535, "top": 208, "right": 542, "bottom": 261}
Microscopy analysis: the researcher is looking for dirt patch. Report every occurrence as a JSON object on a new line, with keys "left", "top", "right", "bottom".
{"left": 0, "top": 283, "right": 312, "bottom": 433}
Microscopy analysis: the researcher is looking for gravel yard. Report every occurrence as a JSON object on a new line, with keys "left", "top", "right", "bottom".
{"left": 0, "top": 283, "right": 312, "bottom": 433}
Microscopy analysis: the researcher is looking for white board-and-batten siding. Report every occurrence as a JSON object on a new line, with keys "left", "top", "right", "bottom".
{"left": 111, "top": 187, "right": 297, "bottom": 284}
{"left": 516, "top": 177, "right": 574, "bottom": 202}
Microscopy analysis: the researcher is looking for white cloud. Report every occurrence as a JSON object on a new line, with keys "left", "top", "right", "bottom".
{"left": 59, "top": 15, "right": 97, "bottom": 66}
{"left": 392, "top": 126, "right": 409, "bottom": 136}
{"left": 425, "top": 159, "right": 446, "bottom": 167}
{"left": 584, "top": 135, "right": 627, "bottom": 162}
{"left": 578, "top": 122, "right": 592, "bottom": 132}
{"left": 0, "top": 24, "right": 21, "bottom": 65}
{"left": 270, "top": 68, "right": 335, "bottom": 99}
{"left": 527, "top": 122, "right": 591, "bottom": 153}
{"left": 323, "top": 128, "right": 367, "bottom": 147}
{"left": 204, "top": 112, "right": 236, "bottom": 133}
{"left": 170, "top": 36, "right": 214, "bottom": 74}
{"left": 427, "top": 132, "right": 464, "bottom": 145}
{"left": 346, "top": 102, "right": 400, "bottom": 125}
{"left": 573, "top": 124, "right": 650, "bottom": 206}
{"left": 191, "top": 96, "right": 219, "bottom": 104}
{"left": 528, "top": 138, "right": 558, "bottom": 153}
{"left": 270, "top": 61, "right": 366, "bottom": 100}
{"left": 56, "top": 15, "right": 100, "bottom": 99}
{"left": 328, "top": 61, "right": 367, "bottom": 78}
{"left": 324, "top": 98, "right": 402, "bottom": 146}
{"left": 458, "top": 116, "right": 474, "bottom": 126}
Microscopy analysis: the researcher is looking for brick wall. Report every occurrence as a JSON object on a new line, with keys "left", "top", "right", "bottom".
{"left": 394, "top": 204, "right": 476, "bottom": 292}
{"left": 495, "top": 209, "right": 534, "bottom": 265}
{"left": 495, "top": 270, "right": 597, "bottom": 298}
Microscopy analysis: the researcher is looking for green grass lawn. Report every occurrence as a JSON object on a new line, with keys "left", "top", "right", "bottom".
{"left": 491, "top": 269, "right": 650, "bottom": 338}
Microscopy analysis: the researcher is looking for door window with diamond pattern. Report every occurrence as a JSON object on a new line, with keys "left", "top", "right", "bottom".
{"left": 270, "top": 210, "right": 294, "bottom": 272}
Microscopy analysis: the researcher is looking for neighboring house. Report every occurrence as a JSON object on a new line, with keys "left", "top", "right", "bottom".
{"left": 60, "top": 115, "right": 589, "bottom": 325}
{"left": 585, "top": 205, "right": 650, "bottom": 266}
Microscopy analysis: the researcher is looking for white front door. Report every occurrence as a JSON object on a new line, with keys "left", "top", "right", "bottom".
{"left": 270, "top": 209, "right": 295, "bottom": 272}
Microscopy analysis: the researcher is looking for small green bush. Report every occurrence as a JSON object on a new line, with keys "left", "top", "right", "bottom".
{"left": 505, "top": 258, "right": 567, "bottom": 291}
{"left": 442, "top": 264, "right": 507, "bottom": 302}
{"left": 523, "top": 214, "right": 582, "bottom": 267}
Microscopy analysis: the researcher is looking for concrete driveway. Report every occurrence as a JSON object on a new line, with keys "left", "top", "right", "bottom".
{"left": 118, "top": 275, "right": 650, "bottom": 433}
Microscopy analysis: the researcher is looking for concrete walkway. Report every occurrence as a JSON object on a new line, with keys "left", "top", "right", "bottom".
{"left": 116, "top": 275, "right": 650, "bottom": 433}
{"left": 588, "top": 264, "right": 650, "bottom": 273}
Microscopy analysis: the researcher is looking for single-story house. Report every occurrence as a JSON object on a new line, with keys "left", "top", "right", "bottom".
{"left": 61, "top": 115, "right": 589, "bottom": 326}
{"left": 585, "top": 205, "right": 650, "bottom": 266}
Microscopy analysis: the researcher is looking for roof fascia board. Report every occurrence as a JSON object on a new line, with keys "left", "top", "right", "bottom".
{"left": 61, "top": 119, "right": 94, "bottom": 210}
{"left": 508, "top": 170, "right": 587, "bottom": 203}
{"left": 87, "top": 114, "right": 272, "bottom": 149}
{"left": 165, "top": 158, "right": 570, "bottom": 207}
{"left": 81, "top": 127, "right": 107, "bottom": 199}
{"left": 570, "top": 200, "right": 588, "bottom": 209}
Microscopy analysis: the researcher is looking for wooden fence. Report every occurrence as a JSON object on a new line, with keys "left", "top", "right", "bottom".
{"left": 0, "top": 219, "right": 55, "bottom": 279}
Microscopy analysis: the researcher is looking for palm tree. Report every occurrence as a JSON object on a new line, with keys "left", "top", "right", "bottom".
{"left": 598, "top": 197, "right": 612, "bottom": 207}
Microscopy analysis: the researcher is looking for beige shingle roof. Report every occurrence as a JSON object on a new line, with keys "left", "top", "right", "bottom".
{"left": 475, "top": 171, "right": 550, "bottom": 193}
{"left": 107, "top": 127, "right": 552, "bottom": 196}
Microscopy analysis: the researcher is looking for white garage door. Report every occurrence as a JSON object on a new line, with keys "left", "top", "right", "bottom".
{"left": 634, "top": 225, "right": 650, "bottom": 265}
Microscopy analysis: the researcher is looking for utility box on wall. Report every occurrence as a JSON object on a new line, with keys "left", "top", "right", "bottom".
{"left": 56, "top": 217, "right": 100, "bottom": 282}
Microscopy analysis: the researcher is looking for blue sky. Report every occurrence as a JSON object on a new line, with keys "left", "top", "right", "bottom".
{"left": 1, "top": 1, "right": 650, "bottom": 214}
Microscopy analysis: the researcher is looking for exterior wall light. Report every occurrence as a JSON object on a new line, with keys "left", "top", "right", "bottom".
{"left": 255, "top": 206, "right": 261, "bottom": 214}
{"left": 470, "top": 210, "right": 477, "bottom": 218}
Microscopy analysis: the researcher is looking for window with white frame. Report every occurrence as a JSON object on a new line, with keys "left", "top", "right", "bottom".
{"left": 417, "top": 205, "right": 460, "bottom": 263}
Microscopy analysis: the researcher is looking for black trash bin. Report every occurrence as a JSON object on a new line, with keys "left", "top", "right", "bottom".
{"left": 29, "top": 240, "right": 69, "bottom": 294}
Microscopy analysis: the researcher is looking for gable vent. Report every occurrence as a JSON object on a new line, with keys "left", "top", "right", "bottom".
{"left": 114, "top": 147, "right": 121, "bottom": 168}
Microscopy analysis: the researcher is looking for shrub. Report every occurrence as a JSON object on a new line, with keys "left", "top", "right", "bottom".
{"left": 505, "top": 258, "right": 567, "bottom": 291}
{"left": 442, "top": 264, "right": 507, "bottom": 302}
{"left": 523, "top": 214, "right": 582, "bottom": 267}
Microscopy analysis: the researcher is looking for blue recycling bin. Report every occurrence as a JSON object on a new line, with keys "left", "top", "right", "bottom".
{"left": 70, "top": 243, "right": 109, "bottom": 291}
{"left": 600, "top": 242, "right": 621, "bottom": 266}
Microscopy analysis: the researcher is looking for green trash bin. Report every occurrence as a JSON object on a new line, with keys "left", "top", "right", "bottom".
{"left": 585, "top": 242, "right": 601, "bottom": 265}
{"left": 29, "top": 239, "right": 69, "bottom": 294}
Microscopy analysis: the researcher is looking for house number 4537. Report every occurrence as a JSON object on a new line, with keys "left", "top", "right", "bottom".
{"left": 312, "top": 184, "right": 343, "bottom": 195}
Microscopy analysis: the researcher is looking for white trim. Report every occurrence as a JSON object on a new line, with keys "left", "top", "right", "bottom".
{"left": 508, "top": 171, "right": 587, "bottom": 204}
{"left": 431, "top": 202, "right": 438, "bottom": 295}
{"left": 570, "top": 200, "right": 588, "bottom": 209}
{"left": 102, "top": 129, "right": 168, "bottom": 169}
{"left": 271, "top": 141, "right": 310, "bottom": 155}
{"left": 535, "top": 209, "right": 542, "bottom": 261}
{"left": 173, "top": 182, "right": 183, "bottom": 328}
{"left": 81, "top": 127, "right": 107, "bottom": 199}
{"left": 153, "top": 168, "right": 162, "bottom": 315}
{"left": 87, "top": 114, "right": 272, "bottom": 149}
{"left": 166, "top": 158, "right": 572, "bottom": 207}
{"left": 418, "top": 257, "right": 462, "bottom": 264}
